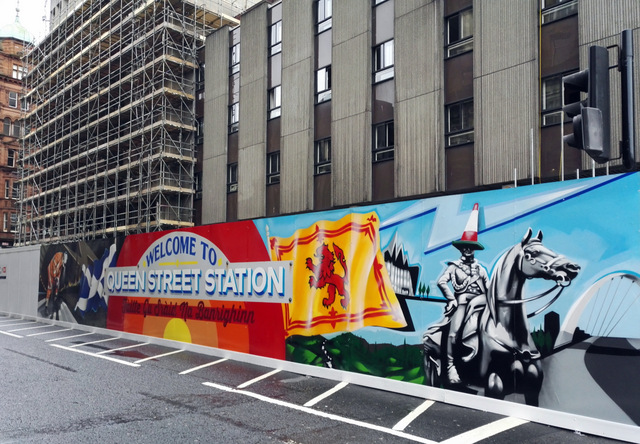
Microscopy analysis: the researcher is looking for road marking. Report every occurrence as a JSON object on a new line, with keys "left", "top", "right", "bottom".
{"left": 9, "top": 324, "right": 55, "bottom": 333}
{"left": 0, "top": 321, "right": 37, "bottom": 328}
{"left": 237, "top": 368, "right": 281, "bottom": 389}
{"left": 303, "top": 381, "right": 349, "bottom": 407}
{"left": 69, "top": 337, "right": 120, "bottom": 348}
{"left": 50, "top": 344, "right": 141, "bottom": 367}
{"left": 0, "top": 330, "right": 22, "bottom": 338}
{"left": 203, "top": 382, "right": 437, "bottom": 444}
{"left": 393, "top": 399, "right": 435, "bottom": 431}
{"left": 27, "top": 327, "right": 73, "bottom": 337}
{"left": 439, "top": 417, "right": 529, "bottom": 444}
{"left": 96, "top": 342, "right": 149, "bottom": 355}
{"left": 46, "top": 332, "right": 95, "bottom": 342}
{"left": 179, "top": 357, "right": 228, "bottom": 375}
{"left": 134, "top": 349, "right": 184, "bottom": 364}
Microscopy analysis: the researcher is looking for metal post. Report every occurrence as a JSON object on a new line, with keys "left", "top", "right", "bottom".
{"left": 620, "top": 29, "right": 635, "bottom": 169}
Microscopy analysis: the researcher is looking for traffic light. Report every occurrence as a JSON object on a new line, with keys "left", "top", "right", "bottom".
{"left": 563, "top": 45, "right": 611, "bottom": 163}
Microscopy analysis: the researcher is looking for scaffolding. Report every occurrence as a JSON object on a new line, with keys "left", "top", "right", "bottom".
{"left": 18, "top": 0, "right": 250, "bottom": 245}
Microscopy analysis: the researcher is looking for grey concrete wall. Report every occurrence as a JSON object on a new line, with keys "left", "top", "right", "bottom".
{"left": 578, "top": 0, "right": 640, "bottom": 168}
{"left": 202, "top": 28, "right": 230, "bottom": 224}
{"left": 395, "top": 1, "right": 444, "bottom": 196}
{"left": 332, "top": 0, "right": 372, "bottom": 206}
{"left": 280, "top": 0, "right": 314, "bottom": 213}
{"left": 238, "top": 3, "right": 269, "bottom": 219}
{"left": 474, "top": 0, "right": 539, "bottom": 185}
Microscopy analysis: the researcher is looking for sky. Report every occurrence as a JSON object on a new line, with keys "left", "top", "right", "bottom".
{"left": 0, "top": 0, "right": 50, "bottom": 43}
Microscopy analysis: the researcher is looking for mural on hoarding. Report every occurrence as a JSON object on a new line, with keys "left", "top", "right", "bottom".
{"left": 38, "top": 238, "right": 123, "bottom": 326}
{"left": 87, "top": 172, "right": 640, "bottom": 426}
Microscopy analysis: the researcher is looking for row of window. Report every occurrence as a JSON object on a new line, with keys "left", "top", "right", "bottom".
{"left": 5, "top": 92, "right": 29, "bottom": 111}
{"left": 12, "top": 64, "right": 27, "bottom": 80}
{"left": 3, "top": 180, "right": 19, "bottom": 200}
{"left": 2, "top": 118, "right": 23, "bottom": 138}
{"left": 2, "top": 150, "right": 16, "bottom": 168}
{"left": 2, "top": 212, "right": 18, "bottom": 233}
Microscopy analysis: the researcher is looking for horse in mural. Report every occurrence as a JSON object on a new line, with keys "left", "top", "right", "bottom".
{"left": 423, "top": 228, "right": 580, "bottom": 405}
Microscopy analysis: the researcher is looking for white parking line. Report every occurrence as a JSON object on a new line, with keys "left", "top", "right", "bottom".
{"left": 439, "top": 417, "right": 529, "bottom": 444}
{"left": 9, "top": 324, "right": 54, "bottom": 333}
{"left": 203, "top": 382, "right": 437, "bottom": 444}
{"left": 393, "top": 399, "right": 435, "bottom": 431}
{"left": 303, "top": 381, "right": 349, "bottom": 407}
{"left": 96, "top": 342, "right": 149, "bottom": 355}
{"left": 68, "top": 337, "right": 120, "bottom": 348}
{"left": 133, "top": 349, "right": 184, "bottom": 364}
{"left": 237, "top": 369, "right": 281, "bottom": 389}
{"left": 0, "top": 330, "right": 22, "bottom": 338}
{"left": 0, "top": 321, "right": 37, "bottom": 328}
{"left": 50, "top": 344, "right": 141, "bottom": 367}
{"left": 179, "top": 357, "right": 228, "bottom": 375}
{"left": 28, "top": 327, "right": 73, "bottom": 337}
{"left": 46, "top": 332, "right": 94, "bottom": 342}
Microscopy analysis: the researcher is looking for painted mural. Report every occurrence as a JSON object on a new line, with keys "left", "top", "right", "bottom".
{"left": 40, "top": 172, "right": 640, "bottom": 427}
{"left": 38, "top": 237, "right": 123, "bottom": 327}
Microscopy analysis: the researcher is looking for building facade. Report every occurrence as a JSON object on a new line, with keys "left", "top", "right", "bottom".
{"left": 18, "top": 0, "right": 259, "bottom": 245}
{"left": 0, "top": 13, "right": 31, "bottom": 247}
{"left": 200, "top": 0, "right": 640, "bottom": 225}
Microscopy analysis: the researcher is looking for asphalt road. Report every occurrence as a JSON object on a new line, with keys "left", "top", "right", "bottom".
{"left": 0, "top": 314, "right": 628, "bottom": 444}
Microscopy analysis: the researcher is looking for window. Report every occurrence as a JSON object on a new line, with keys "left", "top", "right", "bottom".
{"left": 3, "top": 118, "right": 10, "bottom": 136}
{"left": 317, "top": 0, "right": 332, "bottom": 33}
{"left": 12, "top": 121, "right": 21, "bottom": 138}
{"left": 541, "top": 73, "right": 578, "bottom": 126}
{"left": 12, "top": 183, "right": 19, "bottom": 200}
{"left": 10, "top": 213, "right": 17, "bottom": 233}
{"left": 7, "top": 151, "right": 15, "bottom": 168}
{"left": 196, "top": 118, "right": 204, "bottom": 145}
{"left": 229, "top": 102, "right": 239, "bottom": 133}
{"left": 2, "top": 213, "right": 7, "bottom": 232}
{"left": 373, "top": 40, "right": 394, "bottom": 83}
{"left": 268, "top": 86, "right": 282, "bottom": 119}
{"left": 227, "top": 163, "right": 238, "bottom": 193}
{"left": 446, "top": 9, "right": 473, "bottom": 57}
{"left": 316, "top": 66, "right": 331, "bottom": 103}
{"left": 4, "top": 180, "right": 10, "bottom": 199}
{"left": 230, "top": 43, "right": 240, "bottom": 74}
{"left": 314, "top": 138, "right": 331, "bottom": 174}
{"left": 541, "top": 0, "right": 578, "bottom": 24}
{"left": 270, "top": 21, "right": 282, "bottom": 55}
{"left": 373, "top": 121, "right": 394, "bottom": 162}
{"left": 446, "top": 100, "right": 474, "bottom": 146}
{"left": 8, "top": 92, "right": 18, "bottom": 108}
{"left": 196, "top": 63, "right": 205, "bottom": 90}
{"left": 20, "top": 96, "right": 29, "bottom": 111}
{"left": 194, "top": 172, "right": 203, "bottom": 199}
{"left": 12, "top": 64, "right": 27, "bottom": 80}
{"left": 267, "top": 152, "right": 280, "bottom": 184}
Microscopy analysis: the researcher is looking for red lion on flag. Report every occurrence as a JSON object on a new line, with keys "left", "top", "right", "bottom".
{"left": 306, "top": 243, "right": 350, "bottom": 310}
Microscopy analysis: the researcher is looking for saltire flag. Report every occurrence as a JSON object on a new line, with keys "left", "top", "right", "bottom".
{"left": 269, "top": 212, "right": 406, "bottom": 337}
{"left": 75, "top": 243, "right": 117, "bottom": 316}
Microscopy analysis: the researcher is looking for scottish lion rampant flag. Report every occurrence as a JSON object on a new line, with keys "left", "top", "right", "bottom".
{"left": 269, "top": 212, "right": 406, "bottom": 337}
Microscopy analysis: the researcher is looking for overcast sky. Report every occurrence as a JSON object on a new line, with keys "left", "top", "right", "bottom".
{"left": 0, "top": 0, "right": 50, "bottom": 43}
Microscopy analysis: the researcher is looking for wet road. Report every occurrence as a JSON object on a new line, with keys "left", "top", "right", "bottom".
{"left": 0, "top": 314, "right": 629, "bottom": 444}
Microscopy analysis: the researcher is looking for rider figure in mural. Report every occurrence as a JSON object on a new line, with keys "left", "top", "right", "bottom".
{"left": 437, "top": 203, "right": 488, "bottom": 384}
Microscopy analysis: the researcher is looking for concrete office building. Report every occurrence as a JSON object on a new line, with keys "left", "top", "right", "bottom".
{"left": 200, "top": 0, "right": 640, "bottom": 225}
{"left": 16, "top": 0, "right": 640, "bottom": 243}
{"left": 17, "top": 0, "right": 259, "bottom": 244}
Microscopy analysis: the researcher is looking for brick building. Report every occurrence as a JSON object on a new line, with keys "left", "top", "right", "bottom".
{"left": 0, "top": 10, "right": 31, "bottom": 247}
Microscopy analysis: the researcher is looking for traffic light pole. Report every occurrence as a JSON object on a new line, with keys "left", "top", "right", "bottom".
{"left": 619, "top": 29, "right": 635, "bottom": 170}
